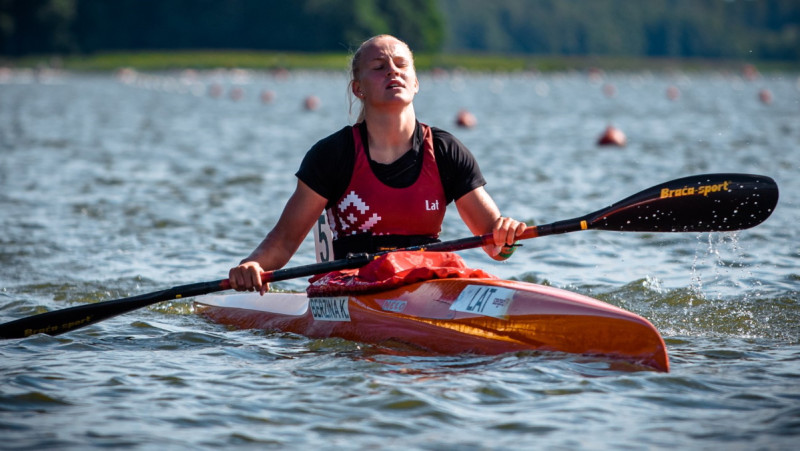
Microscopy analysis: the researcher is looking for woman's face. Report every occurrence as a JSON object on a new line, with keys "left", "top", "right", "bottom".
{"left": 352, "top": 37, "right": 419, "bottom": 111}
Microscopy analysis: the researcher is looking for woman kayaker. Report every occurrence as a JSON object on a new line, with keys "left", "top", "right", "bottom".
{"left": 229, "top": 34, "right": 527, "bottom": 294}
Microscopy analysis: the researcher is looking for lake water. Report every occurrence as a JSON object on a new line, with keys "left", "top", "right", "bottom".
{"left": 1, "top": 67, "right": 798, "bottom": 450}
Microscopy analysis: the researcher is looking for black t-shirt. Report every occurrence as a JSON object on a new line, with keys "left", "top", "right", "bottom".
{"left": 296, "top": 121, "right": 486, "bottom": 209}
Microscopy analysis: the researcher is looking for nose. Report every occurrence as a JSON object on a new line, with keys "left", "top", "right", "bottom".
{"left": 386, "top": 61, "right": 402, "bottom": 76}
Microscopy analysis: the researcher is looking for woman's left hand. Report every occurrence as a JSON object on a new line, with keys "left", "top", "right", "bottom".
{"left": 454, "top": 187, "right": 528, "bottom": 261}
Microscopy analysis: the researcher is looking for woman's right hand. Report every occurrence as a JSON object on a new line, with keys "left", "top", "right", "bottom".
{"left": 228, "top": 261, "right": 269, "bottom": 295}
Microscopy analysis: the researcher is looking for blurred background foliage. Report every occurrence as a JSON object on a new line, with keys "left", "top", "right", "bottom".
{"left": 0, "top": 0, "right": 797, "bottom": 64}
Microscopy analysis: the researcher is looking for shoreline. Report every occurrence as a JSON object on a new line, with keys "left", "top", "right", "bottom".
{"left": 2, "top": 50, "right": 798, "bottom": 74}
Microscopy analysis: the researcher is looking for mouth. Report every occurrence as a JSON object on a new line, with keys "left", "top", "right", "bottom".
{"left": 386, "top": 79, "right": 405, "bottom": 90}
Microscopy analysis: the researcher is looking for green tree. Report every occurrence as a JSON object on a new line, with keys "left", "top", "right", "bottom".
{"left": 1, "top": 0, "right": 76, "bottom": 55}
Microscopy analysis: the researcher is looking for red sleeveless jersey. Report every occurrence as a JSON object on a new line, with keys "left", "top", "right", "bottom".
{"left": 326, "top": 123, "right": 447, "bottom": 240}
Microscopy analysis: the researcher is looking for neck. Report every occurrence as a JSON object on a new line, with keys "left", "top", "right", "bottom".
{"left": 363, "top": 106, "right": 416, "bottom": 164}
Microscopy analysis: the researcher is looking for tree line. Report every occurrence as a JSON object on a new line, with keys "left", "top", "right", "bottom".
{"left": 1, "top": 0, "right": 797, "bottom": 60}
{"left": 440, "top": 0, "right": 799, "bottom": 60}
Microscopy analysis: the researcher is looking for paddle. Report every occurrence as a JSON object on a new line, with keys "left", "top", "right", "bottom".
{"left": 412, "top": 172, "right": 780, "bottom": 252}
{"left": 0, "top": 173, "right": 778, "bottom": 340}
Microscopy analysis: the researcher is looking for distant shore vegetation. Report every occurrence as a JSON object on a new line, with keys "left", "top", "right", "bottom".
{"left": 3, "top": 50, "right": 798, "bottom": 74}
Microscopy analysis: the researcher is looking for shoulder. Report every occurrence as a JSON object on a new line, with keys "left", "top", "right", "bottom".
{"left": 430, "top": 126, "right": 465, "bottom": 150}
{"left": 427, "top": 125, "right": 486, "bottom": 203}
{"left": 296, "top": 125, "right": 356, "bottom": 202}
{"left": 307, "top": 125, "right": 354, "bottom": 157}
{"left": 429, "top": 126, "right": 478, "bottom": 166}
{"left": 300, "top": 125, "right": 355, "bottom": 171}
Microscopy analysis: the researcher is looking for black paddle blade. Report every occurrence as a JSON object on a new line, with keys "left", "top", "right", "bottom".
{"left": 586, "top": 173, "right": 779, "bottom": 232}
{"left": 0, "top": 280, "right": 226, "bottom": 339}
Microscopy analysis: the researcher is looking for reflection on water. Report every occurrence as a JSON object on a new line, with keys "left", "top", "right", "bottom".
{"left": 1, "top": 69, "right": 798, "bottom": 449}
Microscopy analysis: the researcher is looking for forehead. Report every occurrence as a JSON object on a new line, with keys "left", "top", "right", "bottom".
{"left": 360, "top": 37, "right": 412, "bottom": 61}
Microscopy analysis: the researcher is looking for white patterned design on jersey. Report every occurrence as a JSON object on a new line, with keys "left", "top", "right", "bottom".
{"left": 335, "top": 190, "right": 382, "bottom": 237}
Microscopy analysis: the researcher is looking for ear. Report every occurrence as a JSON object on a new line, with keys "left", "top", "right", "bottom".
{"left": 352, "top": 80, "right": 362, "bottom": 98}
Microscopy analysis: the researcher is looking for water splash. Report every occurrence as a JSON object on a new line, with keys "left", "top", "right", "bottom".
{"left": 596, "top": 274, "right": 798, "bottom": 341}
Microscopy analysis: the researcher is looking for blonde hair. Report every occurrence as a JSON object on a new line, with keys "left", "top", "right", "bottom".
{"left": 348, "top": 35, "right": 415, "bottom": 123}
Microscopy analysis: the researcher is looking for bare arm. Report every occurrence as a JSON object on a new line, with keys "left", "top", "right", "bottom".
{"left": 455, "top": 186, "right": 527, "bottom": 261}
{"left": 228, "top": 179, "right": 328, "bottom": 293}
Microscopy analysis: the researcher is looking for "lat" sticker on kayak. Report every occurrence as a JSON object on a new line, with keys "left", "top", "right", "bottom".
{"left": 310, "top": 297, "right": 351, "bottom": 321}
{"left": 450, "top": 285, "right": 514, "bottom": 319}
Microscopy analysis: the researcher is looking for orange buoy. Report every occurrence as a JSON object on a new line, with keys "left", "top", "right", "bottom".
{"left": 208, "top": 83, "right": 223, "bottom": 98}
{"left": 666, "top": 85, "right": 680, "bottom": 101}
{"left": 115, "top": 67, "right": 137, "bottom": 84}
{"left": 273, "top": 68, "right": 290, "bottom": 80}
{"left": 587, "top": 67, "right": 604, "bottom": 83}
{"left": 229, "top": 86, "right": 244, "bottom": 101}
{"left": 742, "top": 64, "right": 760, "bottom": 81}
{"left": 597, "top": 125, "right": 627, "bottom": 147}
{"left": 304, "top": 95, "right": 320, "bottom": 111}
{"left": 260, "top": 90, "right": 275, "bottom": 104}
{"left": 431, "top": 67, "right": 448, "bottom": 80}
{"left": 758, "top": 89, "right": 772, "bottom": 105}
{"left": 181, "top": 69, "right": 198, "bottom": 81}
{"left": 455, "top": 109, "right": 477, "bottom": 128}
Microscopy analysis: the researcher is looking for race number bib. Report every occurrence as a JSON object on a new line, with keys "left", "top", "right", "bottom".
{"left": 314, "top": 214, "right": 334, "bottom": 263}
{"left": 450, "top": 285, "right": 515, "bottom": 319}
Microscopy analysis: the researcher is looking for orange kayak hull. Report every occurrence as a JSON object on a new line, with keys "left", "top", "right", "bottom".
{"left": 196, "top": 278, "right": 669, "bottom": 372}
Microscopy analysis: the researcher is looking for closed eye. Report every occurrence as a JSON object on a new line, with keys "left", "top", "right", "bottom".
{"left": 369, "top": 56, "right": 411, "bottom": 71}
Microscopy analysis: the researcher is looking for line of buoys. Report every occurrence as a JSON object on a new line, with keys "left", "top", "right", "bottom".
{"left": 112, "top": 67, "right": 320, "bottom": 109}
{"left": 105, "top": 64, "right": 782, "bottom": 142}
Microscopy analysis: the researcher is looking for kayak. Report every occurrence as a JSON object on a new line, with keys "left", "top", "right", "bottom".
{"left": 195, "top": 261, "right": 669, "bottom": 372}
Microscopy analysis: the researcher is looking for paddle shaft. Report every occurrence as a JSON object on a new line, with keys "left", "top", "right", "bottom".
{"left": 0, "top": 173, "right": 778, "bottom": 339}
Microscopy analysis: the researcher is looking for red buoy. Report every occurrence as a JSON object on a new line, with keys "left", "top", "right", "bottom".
{"left": 208, "top": 83, "right": 223, "bottom": 98}
{"left": 597, "top": 125, "right": 627, "bottom": 147}
{"left": 304, "top": 95, "right": 320, "bottom": 111}
{"left": 260, "top": 90, "right": 275, "bottom": 104}
{"left": 666, "top": 85, "right": 680, "bottom": 101}
{"left": 742, "top": 64, "right": 760, "bottom": 81}
{"left": 587, "top": 67, "right": 604, "bottom": 83}
{"left": 229, "top": 86, "right": 244, "bottom": 101}
{"left": 758, "top": 89, "right": 773, "bottom": 105}
{"left": 455, "top": 109, "right": 477, "bottom": 128}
